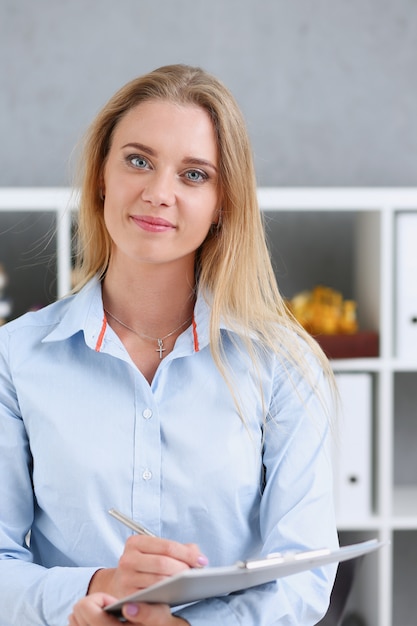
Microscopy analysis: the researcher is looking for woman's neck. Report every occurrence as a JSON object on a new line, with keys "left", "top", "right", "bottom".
{"left": 101, "top": 261, "right": 196, "bottom": 336}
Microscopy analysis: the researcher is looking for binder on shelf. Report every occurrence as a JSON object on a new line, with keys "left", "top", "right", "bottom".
{"left": 333, "top": 373, "right": 372, "bottom": 522}
{"left": 396, "top": 211, "right": 417, "bottom": 360}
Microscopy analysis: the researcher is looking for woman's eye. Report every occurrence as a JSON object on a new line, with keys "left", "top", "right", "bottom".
{"left": 185, "top": 170, "right": 207, "bottom": 182}
{"left": 129, "top": 155, "right": 149, "bottom": 169}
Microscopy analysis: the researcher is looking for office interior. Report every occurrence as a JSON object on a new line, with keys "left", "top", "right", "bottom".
{"left": 1, "top": 2, "right": 417, "bottom": 625}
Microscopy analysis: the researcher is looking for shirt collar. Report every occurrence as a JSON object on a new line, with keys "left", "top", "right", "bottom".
{"left": 42, "top": 277, "right": 216, "bottom": 355}
{"left": 42, "top": 278, "right": 106, "bottom": 351}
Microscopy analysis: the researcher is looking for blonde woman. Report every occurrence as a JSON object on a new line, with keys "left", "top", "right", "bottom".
{"left": 0, "top": 65, "right": 338, "bottom": 626}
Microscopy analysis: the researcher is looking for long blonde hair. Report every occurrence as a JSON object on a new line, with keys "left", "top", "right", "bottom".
{"left": 74, "top": 64, "right": 334, "bottom": 416}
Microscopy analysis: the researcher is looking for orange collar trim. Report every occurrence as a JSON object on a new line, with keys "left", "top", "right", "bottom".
{"left": 192, "top": 316, "right": 200, "bottom": 353}
{"left": 95, "top": 315, "right": 107, "bottom": 352}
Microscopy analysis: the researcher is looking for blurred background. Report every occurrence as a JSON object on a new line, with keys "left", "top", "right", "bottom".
{"left": 1, "top": 0, "right": 416, "bottom": 187}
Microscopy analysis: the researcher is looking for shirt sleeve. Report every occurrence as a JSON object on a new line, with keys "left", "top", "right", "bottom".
{"left": 174, "top": 352, "right": 339, "bottom": 626}
{"left": 0, "top": 332, "right": 99, "bottom": 626}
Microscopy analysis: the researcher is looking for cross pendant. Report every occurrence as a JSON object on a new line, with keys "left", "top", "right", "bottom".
{"left": 156, "top": 338, "right": 166, "bottom": 359}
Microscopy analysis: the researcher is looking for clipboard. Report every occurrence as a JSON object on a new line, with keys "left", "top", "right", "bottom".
{"left": 105, "top": 539, "right": 384, "bottom": 615}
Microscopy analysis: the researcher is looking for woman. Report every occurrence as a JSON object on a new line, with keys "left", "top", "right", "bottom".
{"left": 0, "top": 64, "right": 338, "bottom": 626}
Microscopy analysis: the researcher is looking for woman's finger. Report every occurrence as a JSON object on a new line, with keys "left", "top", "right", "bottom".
{"left": 121, "top": 602, "right": 187, "bottom": 625}
{"left": 69, "top": 593, "right": 120, "bottom": 626}
{"left": 110, "top": 536, "right": 208, "bottom": 596}
{"left": 124, "top": 535, "right": 207, "bottom": 569}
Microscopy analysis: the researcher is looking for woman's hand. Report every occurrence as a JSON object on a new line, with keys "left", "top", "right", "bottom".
{"left": 88, "top": 535, "right": 208, "bottom": 598}
{"left": 68, "top": 592, "right": 189, "bottom": 625}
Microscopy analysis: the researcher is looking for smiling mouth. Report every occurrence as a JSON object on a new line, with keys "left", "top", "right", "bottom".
{"left": 131, "top": 215, "right": 175, "bottom": 232}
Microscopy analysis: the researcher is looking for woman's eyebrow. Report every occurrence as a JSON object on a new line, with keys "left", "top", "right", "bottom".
{"left": 182, "top": 157, "right": 218, "bottom": 173}
{"left": 121, "top": 142, "right": 156, "bottom": 156}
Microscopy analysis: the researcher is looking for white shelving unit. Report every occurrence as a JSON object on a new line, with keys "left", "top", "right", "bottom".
{"left": 1, "top": 187, "right": 417, "bottom": 626}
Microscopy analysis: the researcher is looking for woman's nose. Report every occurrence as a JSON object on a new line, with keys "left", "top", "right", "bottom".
{"left": 141, "top": 171, "right": 176, "bottom": 207}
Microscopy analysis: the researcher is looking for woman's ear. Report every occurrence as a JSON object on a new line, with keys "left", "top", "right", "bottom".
{"left": 210, "top": 209, "right": 222, "bottom": 236}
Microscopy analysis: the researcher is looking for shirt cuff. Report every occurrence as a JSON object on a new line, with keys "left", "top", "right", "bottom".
{"left": 42, "top": 566, "right": 100, "bottom": 626}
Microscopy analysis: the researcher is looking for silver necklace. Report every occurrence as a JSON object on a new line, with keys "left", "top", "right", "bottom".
{"left": 104, "top": 308, "right": 192, "bottom": 359}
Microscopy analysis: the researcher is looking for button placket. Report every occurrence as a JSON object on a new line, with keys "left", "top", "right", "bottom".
{"left": 133, "top": 377, "right": 161, "bottom": 532}
{"left": 142, "top": 469, "right": 152, "bottom": 481}
{"left": 142, "top": 408, "right": 153, "bottom": 420}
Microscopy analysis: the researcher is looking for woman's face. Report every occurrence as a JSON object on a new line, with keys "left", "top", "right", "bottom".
{"left": 102, "top": 99, "right": 221, "bottom": 272}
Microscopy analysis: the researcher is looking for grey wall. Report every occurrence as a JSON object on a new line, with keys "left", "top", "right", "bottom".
{"left": 1, "top": 0, "right": 416, "bottom": 187}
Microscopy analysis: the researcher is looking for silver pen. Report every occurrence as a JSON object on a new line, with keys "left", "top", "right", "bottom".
{"left": 109, "top": 508, "right": 157, "bottom": 538}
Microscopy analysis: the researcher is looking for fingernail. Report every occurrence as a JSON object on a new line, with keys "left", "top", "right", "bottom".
{"left": 124, "top": 603, "right": 140, "bottom": 617}
{"left": 197, "top": 554, "right": 209, "bottom": 566}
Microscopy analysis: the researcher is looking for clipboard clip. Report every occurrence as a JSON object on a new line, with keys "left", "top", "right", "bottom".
{"left": 237, "top": 547, "right": 332, "bottom": 570}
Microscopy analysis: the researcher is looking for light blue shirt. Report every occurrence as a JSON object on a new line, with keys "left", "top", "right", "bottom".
{"left": 0, "top": 278, "right": 338, "bottom": 626}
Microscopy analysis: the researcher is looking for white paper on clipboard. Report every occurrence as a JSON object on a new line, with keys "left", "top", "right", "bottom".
{"left": 105, "top": 539, "right": 384, "bottom": 615}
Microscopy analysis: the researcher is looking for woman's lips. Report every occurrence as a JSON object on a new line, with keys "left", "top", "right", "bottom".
{"left": 131, "top": 215, "right": 175, "bottom": 233}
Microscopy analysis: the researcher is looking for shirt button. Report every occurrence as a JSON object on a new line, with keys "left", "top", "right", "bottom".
{"left": 142, "top": 408, "right": 153, "bottom": 420}
{"left": 142, "top": 469, "right": 152, "bottom": 481}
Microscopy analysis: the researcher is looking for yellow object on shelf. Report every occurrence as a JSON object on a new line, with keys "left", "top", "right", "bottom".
{"left": 287, "top": 285, "right": 358, "bottom": 336}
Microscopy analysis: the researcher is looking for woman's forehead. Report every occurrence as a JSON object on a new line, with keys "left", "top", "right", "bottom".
{"left": 110, "top": 99, "right": 219, "bottom": 163}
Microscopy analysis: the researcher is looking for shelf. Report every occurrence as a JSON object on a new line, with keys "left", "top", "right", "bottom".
{"left": 331, "top": 358, "right": 382, "bottom": 372}
{"left": 257, "top": 187, "right": 417, "bottom": 211}
{"left": 391, "top": 359, "right": 417, "bottom": 372}
{"left": 330, "top": 359, "right": 417, "bottom": 373}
